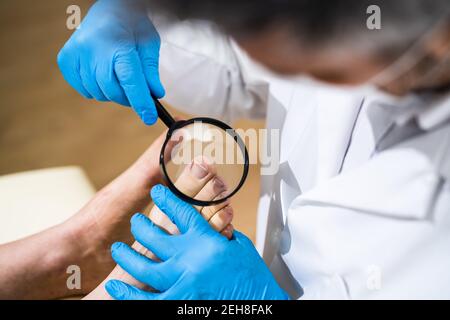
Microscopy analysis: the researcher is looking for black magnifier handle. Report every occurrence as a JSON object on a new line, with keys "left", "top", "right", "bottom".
{"left": 153, "top": 96, "right": 176, "bottom": 128}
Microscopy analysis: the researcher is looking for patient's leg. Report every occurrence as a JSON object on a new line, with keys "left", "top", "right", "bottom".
{"left": 84, "top": 157, "right": 233, "bottom": 299}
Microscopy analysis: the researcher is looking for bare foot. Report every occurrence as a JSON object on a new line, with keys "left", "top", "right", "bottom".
{"left": 58, "top": 131, "right": 182, "bottom": 295}
{"left": 83, "top": 156, "right": 234, "bottom": 299}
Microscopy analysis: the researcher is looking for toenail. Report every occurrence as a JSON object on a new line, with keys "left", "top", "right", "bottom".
{"left": 224, "top": 206, "right": 233, "bottom": 217}
{"left": 191, "top": 160, "right": 209, "bottom": 179}
{"left": 213, "top": 177, "right": 226, "bottom": 192}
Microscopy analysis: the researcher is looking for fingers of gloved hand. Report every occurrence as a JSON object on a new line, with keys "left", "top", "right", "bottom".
{"left": 111, "top": 242, "right": 171, "bottom": 292}
{"left": 151, "top": 184, "right": 210, "bottom": 234}
{"left": 232, "top": 230, "right": 255, "bottom": 248}
{"left": 96, "top": 61, "right": 130, "bottom": 106}
{"left": 79, "top": 62, "right": 108, "bottom": 102}
{"left": 136, "top": 20, "right": 165, "bottom": 99}
{"left": 57, "top": 48, "right": 92, "bottom": 99}
{"left": 105, "top": 280, "right": 158, "bottom": 300}
{"left": 114, "top": 49, "right": 157, "bottom": 125}
{"left": 130, "top": 213, "right": 175, "bottom": 261}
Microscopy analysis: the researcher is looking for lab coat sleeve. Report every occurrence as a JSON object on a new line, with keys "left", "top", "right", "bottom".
{"left": 156, "top": 19, "right": 270, "bottom": 122}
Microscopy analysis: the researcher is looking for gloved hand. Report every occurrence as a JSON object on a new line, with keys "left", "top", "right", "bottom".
{"left": 105, "top": 184, "right": 289, "bottom": 300}
{"left": 57, "top": 0, "right": 164, "bottom": 125}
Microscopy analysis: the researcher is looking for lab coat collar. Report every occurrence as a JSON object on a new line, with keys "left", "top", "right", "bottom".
{"left": 293, "top": 88, "right": 450, "bottom": 221}
{"left": 415, "top": 93, "right": 450, "bottom": 130}
{"left": 363, "top": 86, "right": 450, "bottom": 132}
{"left": 285, "top": 79, "right": 450, "bottom": 133}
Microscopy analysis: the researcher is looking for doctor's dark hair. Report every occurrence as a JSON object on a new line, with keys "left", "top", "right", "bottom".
{"left": 152, "top": 0, "right": 449, "bottom": 56}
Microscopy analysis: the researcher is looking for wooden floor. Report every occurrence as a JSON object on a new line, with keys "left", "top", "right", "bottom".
{"left": 0, "top": 0, "right": 263, "bottom": 240}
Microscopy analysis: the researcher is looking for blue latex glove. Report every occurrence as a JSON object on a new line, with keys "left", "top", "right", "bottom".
{"left": 105, "top": 184, "right": 289, "bottom": 300}
{"left": 57, "top": 0, "right": 164, "bottom": 125}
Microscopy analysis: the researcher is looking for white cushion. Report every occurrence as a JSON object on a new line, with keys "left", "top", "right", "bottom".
{"left": 0, "top": 167, "right": 96, "bottom": 244}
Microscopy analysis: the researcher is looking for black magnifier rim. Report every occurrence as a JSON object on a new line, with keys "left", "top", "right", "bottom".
{"left": 159, "top": 117, "right": 250, "bottom": 207}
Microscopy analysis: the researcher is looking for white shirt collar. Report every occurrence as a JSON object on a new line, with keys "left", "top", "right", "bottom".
{"left": 415, "top": 93, "right": 450, "bottom": 130}
{"left": 362, "top": 85, "right": 450, "bottom": 131}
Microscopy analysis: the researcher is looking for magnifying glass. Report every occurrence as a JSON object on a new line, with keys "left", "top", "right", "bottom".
{"left": 153, "top": 98, "right": 249, "bottom": 207}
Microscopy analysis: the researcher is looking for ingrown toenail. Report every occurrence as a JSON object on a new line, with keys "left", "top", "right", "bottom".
{"left": 215, "top": 191, "right": 230, "bottom": 202}
{"left": 224, "top": 206, "right": 233, "bottom": 217}
{"left": 191, "top": 160, "right": 209, "bottom": 179}
{"left": 213, "top": 177, "right": 226, "bottom": 192}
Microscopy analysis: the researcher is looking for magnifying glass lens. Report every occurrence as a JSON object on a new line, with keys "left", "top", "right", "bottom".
{"left": 162, "top": 120, "right": 248, "bottom": 206}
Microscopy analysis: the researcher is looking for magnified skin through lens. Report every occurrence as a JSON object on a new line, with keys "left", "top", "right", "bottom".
{"left": 164, "top": 121, "right": 247, "bottom": 205}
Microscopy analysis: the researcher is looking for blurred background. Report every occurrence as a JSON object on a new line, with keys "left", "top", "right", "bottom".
{"left": 0, "top": 0, "right": 263, "bottom": 241}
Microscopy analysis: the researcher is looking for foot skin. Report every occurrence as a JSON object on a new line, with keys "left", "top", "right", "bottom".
{"left": 83, "top": 156, "right": 234, "bottom": 300}
{"left": 58, "top": 131, "right": 198, "bottom": 296}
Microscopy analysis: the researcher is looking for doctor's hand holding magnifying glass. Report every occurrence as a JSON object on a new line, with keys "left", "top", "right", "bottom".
{"left": 58, "top": 0, "right": 250, "bottom": 206}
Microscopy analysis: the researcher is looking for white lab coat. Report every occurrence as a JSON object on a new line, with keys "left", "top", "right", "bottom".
{"left": 156, "top": 19, "right": 450, "bottom": 299}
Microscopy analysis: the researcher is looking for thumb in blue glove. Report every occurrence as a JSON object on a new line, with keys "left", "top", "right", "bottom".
{"left": 105, "top": 184, "right": 289, "bottom": 300}
{"left": 57, "top": 0, "right": 165, "bottom": 125}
